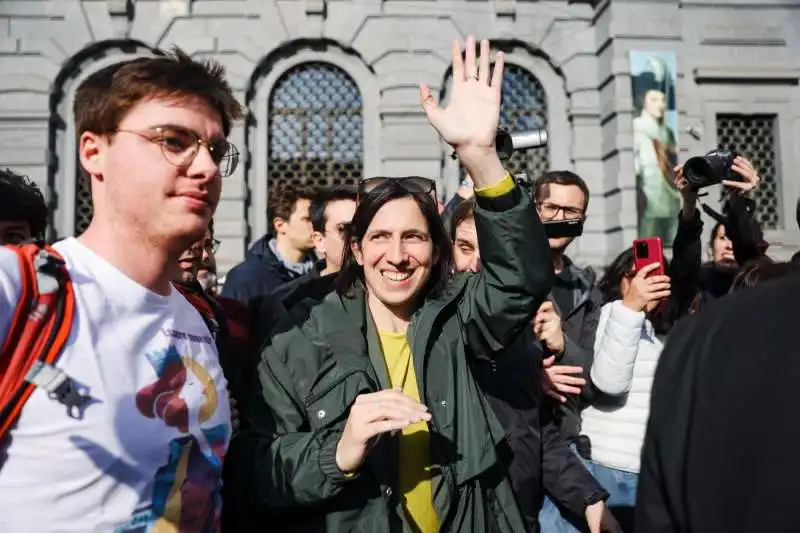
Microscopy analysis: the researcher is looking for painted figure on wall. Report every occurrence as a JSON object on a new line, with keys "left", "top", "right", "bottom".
{"left": 631, "top": 52, "right": 681, "bottom": 243}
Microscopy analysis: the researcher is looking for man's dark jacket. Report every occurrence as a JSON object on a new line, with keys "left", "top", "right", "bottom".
{"left": 549, "top": 260, "right": 604, "bottom": 441}
{"left": 226, "top": 187, "right": 554, "bottom": 532}
{"left": 221, "top": 235, "right": 307, "bottom": 306}
{"left": 636, "top": 272, "right": 800, "bottom": 532}
{"left": 472, "top": 331, "right": 607, "bottom": 533}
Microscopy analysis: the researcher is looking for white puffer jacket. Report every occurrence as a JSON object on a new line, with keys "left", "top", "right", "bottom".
{"left": 580, "top": 300, "right": 664, "bottom": 473}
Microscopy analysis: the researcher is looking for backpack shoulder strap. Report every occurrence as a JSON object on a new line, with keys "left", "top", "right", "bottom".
{"left": 174, "top": 281, "right": 223, "bottom": 341}
{"left": 0, "top": 243, "right": 75, "bottom": 439}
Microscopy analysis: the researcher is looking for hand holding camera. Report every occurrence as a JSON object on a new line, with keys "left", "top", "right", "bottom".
{"left": 723, "top": 156, "right": 760, "bottom": 195}
{"left": 622, "top": 263, "right": 671, "bottom": 313}
{"left": 679, "top": 150, "right": 760, "bottom": 194}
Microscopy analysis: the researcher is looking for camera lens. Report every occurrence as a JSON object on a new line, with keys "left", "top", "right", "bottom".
{"left": 636, "top": 242, "right": 649, "bottom": 258}
{"left": 683, "top": 150, "right": 736, "bottom": 190}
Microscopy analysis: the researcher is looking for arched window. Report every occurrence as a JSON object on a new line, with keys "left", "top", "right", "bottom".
{"left": 500, "top": 64, "right": 550, "bottom": 180}
{"left": 441, "top": 63, "right": 549, "bottom": 181}
{"left": 268, "top": 63, "right": 363, "bottom": 190}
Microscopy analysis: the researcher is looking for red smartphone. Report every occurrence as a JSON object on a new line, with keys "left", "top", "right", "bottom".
{"left": 633, "top": 237, "right": 666, "bottom": 277}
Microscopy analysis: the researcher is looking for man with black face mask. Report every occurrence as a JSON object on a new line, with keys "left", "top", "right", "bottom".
{"left": 528, "top": 171, "right": 603, "bottom": 435}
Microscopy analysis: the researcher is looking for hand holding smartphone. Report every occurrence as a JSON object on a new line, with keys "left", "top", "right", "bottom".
{"left": 633, "top": 237, "right": 666, "bottom": 276}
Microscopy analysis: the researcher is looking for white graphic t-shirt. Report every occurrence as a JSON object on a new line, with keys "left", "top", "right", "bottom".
{"left": 0, "top": 238, "right": 231, "bottom": 533}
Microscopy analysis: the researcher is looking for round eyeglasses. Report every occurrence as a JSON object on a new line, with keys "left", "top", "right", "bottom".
{"left": 116, "top": 126, "right": 240, "bottom": 178}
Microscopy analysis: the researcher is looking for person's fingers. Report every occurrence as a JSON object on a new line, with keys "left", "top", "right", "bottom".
{"left": 645, "top": 281, "right": 672, "bottom": 292}
{"left": 362, "top": 419, "right": 411, "bottom": 439}
{"left": 538, "top": 300, "right": 555, "bottom": 313}
{"left": 636, "top": 262, "right": 661, "bottom": 278}
{"left": 552, "top": 375, "right": 587, "bottom": 387}
{"left": 648, "top": 290, "right": 671, "bottom": 301}
{"left": 355, "top": 396, "right": 430, "bottom": 424}
{"left": 721, "top": 179, "right": 750, "bottom": 191}
{"left": 463, "top": 35, "right": 477, "bottom": 78}
{"left": 549, "top": 365, "right": 583, "bottom": 375}
{"left": 542, "top": 355, "right": 556, "bottom": 368}
{"left": 554, "top": 383, "right": 583, "bottom": 395}
{"left": 450, "top": 38, "right": 465, "bottom": 80}
{"left": 490, "top": 51, "right": 504, "bottom": 89}
{"left": 544, "top": 388, "right": 567, "bottom": 403}
{"left": 478, "top": 39, "right": 491, "bottom": 84}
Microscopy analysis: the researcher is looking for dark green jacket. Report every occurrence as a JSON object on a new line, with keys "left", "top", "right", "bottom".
{"left": 229, "top": 188, "right": 554, "bottom": 532}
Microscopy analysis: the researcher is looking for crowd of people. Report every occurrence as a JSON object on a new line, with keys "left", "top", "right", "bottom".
{"left": 1, "top": 35, "right": 799, "bottom": 533}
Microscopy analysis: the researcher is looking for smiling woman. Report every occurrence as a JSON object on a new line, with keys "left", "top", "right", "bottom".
{"left": 336, "top": 179, "right": 452, "bottom": 325}
{"left": 227, "top": 36, "right": 556, "bottom": 533}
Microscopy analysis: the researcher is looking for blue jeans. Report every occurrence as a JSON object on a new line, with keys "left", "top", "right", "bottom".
{"left": 538, "top": 455, "right": 639, "bottom": 532}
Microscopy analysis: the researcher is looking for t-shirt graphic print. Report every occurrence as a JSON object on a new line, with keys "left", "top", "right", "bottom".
{"left": 0, "top": 239, "right": 230, "bottom": 533}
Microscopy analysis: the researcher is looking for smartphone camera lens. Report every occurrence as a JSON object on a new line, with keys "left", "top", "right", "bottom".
{"left": 636, "top": 242, "right": 649, "bottom": 258}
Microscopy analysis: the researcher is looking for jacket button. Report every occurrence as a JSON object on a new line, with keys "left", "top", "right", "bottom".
{"left": 384, "top": 487, "right": 393, "bottom": 497}
{"left": 317, "top": 409, "right": 326, "bottom": 419}
{"left": 440, "top": 400, "right": 448, "bottom": 408}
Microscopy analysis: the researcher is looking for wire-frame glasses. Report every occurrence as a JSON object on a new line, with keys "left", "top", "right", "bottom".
{"left": 116, "top": 125, "right": 240, "bottom": 177}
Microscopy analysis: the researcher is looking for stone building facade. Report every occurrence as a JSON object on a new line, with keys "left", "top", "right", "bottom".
{"left": 1, "top": 0, "right": 798, "bottom": 273}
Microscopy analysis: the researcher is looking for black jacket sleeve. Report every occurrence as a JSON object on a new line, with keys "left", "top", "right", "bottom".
{"left": 724, "top": 194, "right": 763, "bottom": 264}
{"left": 668, "top": 210, "right": 703, "bottom": 319}
{"left": 541, "top": 400, "right": 608, "bottom": 516}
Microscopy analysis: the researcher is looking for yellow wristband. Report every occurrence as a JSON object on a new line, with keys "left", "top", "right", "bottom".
{"left": 474, "top": 171, "right": 515, "bottom": 198}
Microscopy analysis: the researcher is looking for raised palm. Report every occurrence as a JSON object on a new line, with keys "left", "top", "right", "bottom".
{"left": 420, "top": 36, "right": 504, "bottom": 155}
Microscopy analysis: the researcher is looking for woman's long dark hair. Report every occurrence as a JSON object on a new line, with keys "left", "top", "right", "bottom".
{"left": 335, "top": 179, "right": 454, "bottom": 301}
{"left": 598, "top": 246, "right": 673, "bottom": 334}
{"left": 597, "top": 247, "right": 635, "bottom": 303}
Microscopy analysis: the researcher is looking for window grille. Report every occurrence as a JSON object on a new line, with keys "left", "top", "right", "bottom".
{"left": 268, "top": 62, "right": 364, "bottom": 191}
{"left": 75, "top": 161, "right": 92, "bottom": 236}
{"left": 716, "top": 114, "right": 781, "bottom": 229}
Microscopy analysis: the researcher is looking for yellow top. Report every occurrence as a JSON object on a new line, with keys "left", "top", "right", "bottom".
{"left": 378, "top": 330, "right": 440, "bottom": 533}
{"left": 474, "top": 171, "right": 515, "bottom": 197}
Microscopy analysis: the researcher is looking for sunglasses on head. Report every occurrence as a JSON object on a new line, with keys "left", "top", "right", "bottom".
{"left": 357, "top": 177, "right": 437, "bottom": 203}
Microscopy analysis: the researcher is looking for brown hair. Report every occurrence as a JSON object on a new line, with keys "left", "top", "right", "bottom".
{"left": 533, "top": 170, "right": 590, "bottom": 211}
{"left": 74, "top": 47, "right": 243, "bottom": 138}
{"left": 267, "top": 183, "right": 315, "bottom": 234}
{"left": 335, "top": 179, "right": 453, "bottom": 300}
{"left": 730, "top": 257, "right": 800, "bottom": 293}
{"left": 449, "top": 197, "right": 476, "bottom": 242}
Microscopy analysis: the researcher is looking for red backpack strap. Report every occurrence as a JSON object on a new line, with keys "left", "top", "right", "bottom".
{"left": 174, "top": 282, "right": 221, "bottom": 341}
{"left": 0, "top": 244, "right": 75, "bottom": 439}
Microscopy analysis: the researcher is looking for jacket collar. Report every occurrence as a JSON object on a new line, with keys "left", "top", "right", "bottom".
{"left": 553, "top": 256, "right": 597, "bottom": 318}
{"left": 310, "top": 277, "right": 471, "bottom": 388}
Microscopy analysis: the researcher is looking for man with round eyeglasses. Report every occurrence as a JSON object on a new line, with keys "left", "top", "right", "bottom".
{"left": 0, "top": 49, "right": 243, "bottom": 532}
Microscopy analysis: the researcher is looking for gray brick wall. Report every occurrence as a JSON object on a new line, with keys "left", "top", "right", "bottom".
{"left": 1, "top": 0, "right": 797, "bottom": 274}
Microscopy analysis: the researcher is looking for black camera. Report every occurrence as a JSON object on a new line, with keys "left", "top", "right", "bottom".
{"left": 683, "top": 149, "right": 740, "bottom": 190}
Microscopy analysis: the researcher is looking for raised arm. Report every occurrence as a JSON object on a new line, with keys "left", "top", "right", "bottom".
{"left": 420, "top": 36, "right": 554, "bottom": 351}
